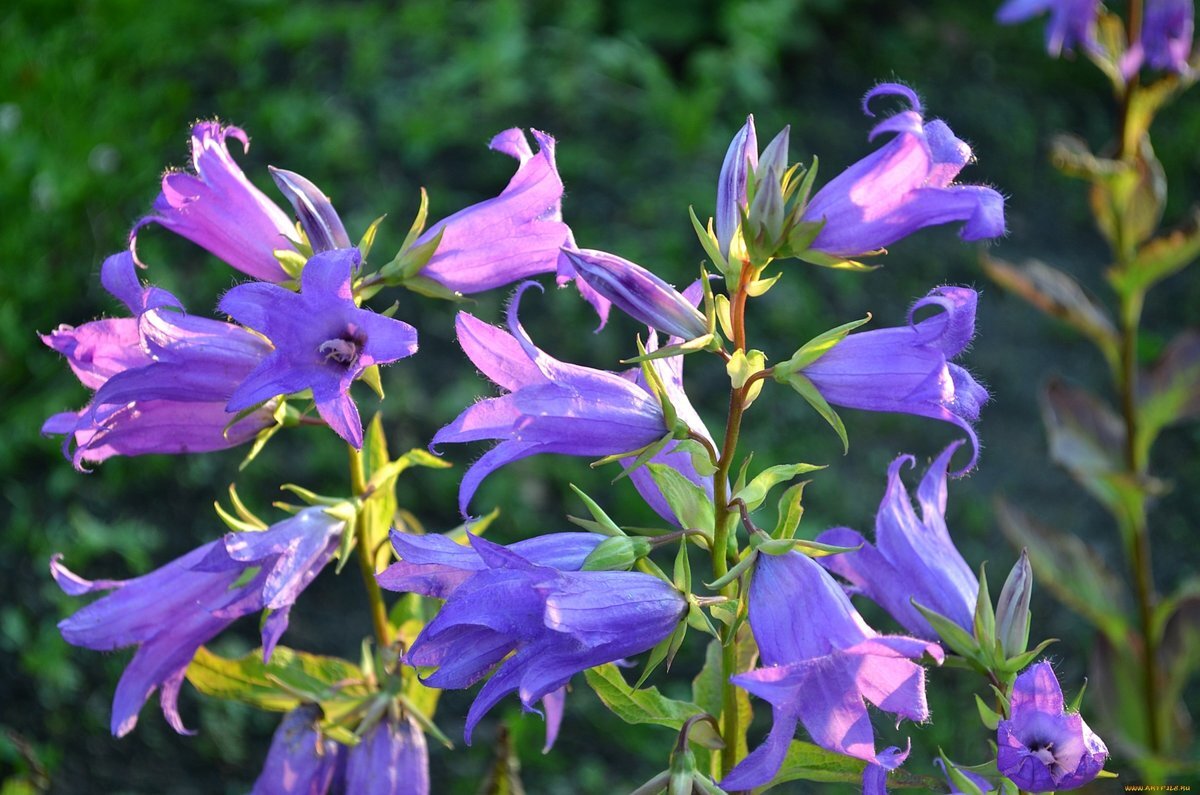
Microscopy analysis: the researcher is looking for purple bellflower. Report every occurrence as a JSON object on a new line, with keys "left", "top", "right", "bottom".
{"left": 816, "top": 443, "right": 979, "bottom": 640}
{"left": 720, "top": 550, "right": 943, "bottom": 791}
{"left": 41, "top": 252, "right": 275, "bottom": 469}
{"left": 800, "top": 84, "right": 1005, "bottom": 260}
{"left": 798, "top": 285, "right": 988, "bottom": 474}
{"left": 390, "top": 533, "right": 685, "bottom": 745}
{"left": 1124, "top": 0, "right": 1195, "bottom": 75}
{"left": 412, "top": 129, "right": 581, "bottom": 297}
{"left": 252, "top": 705, "right": 344, "bottom": 795}
{"left": 379, "top": 530, "right": 605, "bottom": 751}
{"left": 432, "top": 282, "right": 676, "bottom": 516}
{"left": 219, "top": 247, "right": 418, "bottom": 449}
{"left": 996, "top": 0, "right": 1100, "bottom": 56}
{"left": 52, "top": 507, "right": 345, "bottom": 737}
{"left": 344, "top": 714, "right": 430, "bottom": 795}
{"left": 561, "top": 248, "right": 708, "bottom": 341}
{"left": 716, "top": 115, "right": 758, "bottom": 258}
{"left": 131, "top": 122, "right": 300, "bottom": 283}
{"left": 997, "top": 662, "right": 1108, "bottom": 792}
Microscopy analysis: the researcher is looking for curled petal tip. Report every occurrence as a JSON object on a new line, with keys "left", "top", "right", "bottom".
{"left": 862, "top": 83, "right": 923, "bottom": 118}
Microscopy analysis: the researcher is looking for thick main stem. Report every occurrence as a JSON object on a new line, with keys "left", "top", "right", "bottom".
{"left": 713, "top": 264, "right": 754, "bottom": 781}
{"left": 348, "top": 446, "right": 392, "bottom": 648}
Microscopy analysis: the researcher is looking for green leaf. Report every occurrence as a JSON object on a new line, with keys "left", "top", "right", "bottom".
{"left": 781, "top": 372, "right": 848, "bottom": 453}
{"left": 995, "top": 499, "right": 1129, "bottom": 642}
{"left": 688, "top": 205, "right": 730, "bottom": 277}
{"left": 777, "top": 314, "right": 873, "bottom": 375}
{"left": 773, "top": 482, "right": 807, "bottom": 539}
{"left": 357, "top": 214, "right": 386, "bottom": 262}
{"left": 763, "top": 741, "right": 870, "bottom": 787}
{"left": 568, "top": 484, "right": 625, "bottom": 537}
{"left": 584, "top": 663, "right": 706, "bottom": 730}
{"left": 186, "top": 645, "right": 368, "bottom": 713}
{"left": 913, "top": 600, "right": 980, "bottom": 661}
{"left": 1110, "top": 207, "right": 1200, "bottom": 295}
{"left": 975, "top": 694, "right": 1001, "bottom": 731}
{"left": 1138, "top": 330, "right": 1200, "bottom": 463}
{"left": 647, "top": 463, "right": 715, "bottom": 535}
{"left": 733, "top": 462, "right": 824, "bottom": 512}
{"left": 973, "top": 562, "right": 996, "bottom": 655}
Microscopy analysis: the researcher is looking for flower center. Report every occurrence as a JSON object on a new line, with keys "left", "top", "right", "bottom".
{"left": 1030, "top": 741, "right": 1056, "bottom": 767}
{"left": 319, "top": 337, "right": 361, "bottom": 366}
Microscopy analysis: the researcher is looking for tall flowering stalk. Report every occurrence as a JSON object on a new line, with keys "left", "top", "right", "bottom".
{"left": 38, "top": 74, "right": 1118, "bottom": 794}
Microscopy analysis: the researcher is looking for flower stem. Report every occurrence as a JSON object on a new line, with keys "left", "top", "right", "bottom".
{"left": 348, "top": 445, "right": 392, "bottom": 648}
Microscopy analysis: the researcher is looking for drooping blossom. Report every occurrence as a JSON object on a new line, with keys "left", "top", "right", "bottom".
{"left": 131, "top": 122, "right": 301, "bottom": 282}
{"left": 344, "top": 714, "right": 430, "bottom": 795}
{"left": 432, "top": 282, "right": 679, "bottom": 516}
{"left": 996, "top": 0, "right": 1100, "bottom": 56}
{"left": 799, "top": 84, "right": 1005, "bottom": 260}
{"left": 379, "top": 530, "right": 606, "bottom": 751}
{"left": 251, "top": 705, "right": 344, "bottom": 795}
{"left": 1123, "top": 0, "right": 1195, "bottom": 76}
{"left": 41, "top": 251, "right": 275, "bottom": 469}
{"left": 798, "top": 286, "right": 989, "bottom": 473}
{"left": 720, "top": 550, "right": 943, "bottom": 791}
{"left": 391, "top": 533, "right": 685, "bottom": 745}
{"left": 562, "top": 248, "right": 708, "bottom": 341}
{"left": 219, "top": 248, "right": 418, "bottom": 449}
{"left": 52, "top": 507, "right": 345, "bottom": 736}
{"left": 817, "top": 443, "right": 979, "bottom": 640}
{"left": 412, "top": 130, "right": 572, "bottom": 293}
{"left": 715, "top": 115, "right": 758, "bottom": 258}
{"left": 996, "top": 662, "right": 1108, "bottom": 792}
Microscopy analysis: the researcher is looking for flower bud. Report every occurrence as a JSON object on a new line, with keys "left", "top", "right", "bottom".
{"left": 269, "top": 166, "right": 352, "bottom": 253}
{"left": 715, "top": 116, "right": 758, "bottom": 258}
{"left": 563, "top": 248, "right": 708, "bottom": 340}
{"left": 995, "top": 548, "right": 1033, "bottom": 658}
{"left": 581, "top": 535, "right": 655, "bottom": 571}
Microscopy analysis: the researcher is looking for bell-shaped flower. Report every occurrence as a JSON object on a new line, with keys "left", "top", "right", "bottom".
{"left": 270, "top": 166, "right": 353, "bottom": 254}
{"left": 219, "top": 248, "right": 418, "bottom": 449}
{"left": 131, "top": 122, "right": 300, "bottom": 282}
{"left": 52, "top": 507, "right": 346, "bottom": 737}
{"left": 800, "top": 84, "right": 1005, "bottom": 260}
{"left": 797, "top": 286, "right": 988, "bottom": 474}
{"left": 379, "top": 530, "right": 604, "bottom": 751}
{"left": 561, "top": 248, "right": 708, "bottom": 341}
{"left": 432, "top": 282, "right": 674, "bottom": 516}
{"left": 251, "top": 705, "right": 344, "bottom": 795}
{"left": 816, "top": 443, "right": 979, "bottom": 640}
{"left": 397, "top": 534, "right": 685, "bottom": 744}
{"left": 720, "top": 550, "right": 943, "bottom": 791}
{"left": 997, "top": 662, "right": 1108, "bottom": 791}
{"left": 715, "top": 115, "right": 758, "bottom": 258}
{"left": 41, "top": 251, "right": 276, "bottom": 469}
{"left": 996, "top": 0, "right": 1100, "bottom": 56}
{"left": 343, "top": 714, "right": 430, "bottom": 795}
{"left": 413, "top": 129, "right": 574, "bottom": 295}
{"left": 1124, "top": 0, "right": 1194, "bottom": 76}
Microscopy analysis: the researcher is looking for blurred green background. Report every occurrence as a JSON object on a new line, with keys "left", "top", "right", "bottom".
{"left": 3, "top": 0, "right": 1199, "bottom": 792}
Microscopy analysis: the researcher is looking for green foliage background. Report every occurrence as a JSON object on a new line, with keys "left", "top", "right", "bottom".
{"left": 2, "top": 0, "right": 1198, "bottom": 792}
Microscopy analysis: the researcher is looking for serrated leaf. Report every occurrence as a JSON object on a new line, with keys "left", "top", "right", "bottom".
{"left": 733, "top": 463, "right": 824, "bottom": 513}
{"left": 186, "top": 646, "right": 368, "bottom": 713}
{"left": 584, "top": 663, "right": 706, "bottom": 731}
{"left": 647, "top": 463, "right": 715, "bottom": 535}
{"left": 995, "top": 499, "right": 1128, "bottom": 642}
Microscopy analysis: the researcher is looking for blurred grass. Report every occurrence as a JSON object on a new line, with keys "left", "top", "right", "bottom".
{"left": 2, "top": 0, "right": 1198, "bottom": 792}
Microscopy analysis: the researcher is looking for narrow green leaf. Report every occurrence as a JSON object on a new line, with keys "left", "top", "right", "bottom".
{"left": 783, "top": 373, "right": 848, "bottom": 452}
{"left": 734, "top": 463, "right": 824, "bottom": 512}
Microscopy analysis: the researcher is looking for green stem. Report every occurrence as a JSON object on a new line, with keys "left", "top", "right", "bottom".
{"left": 348, "top": 445, "right": 392, "bottom": 648}
{"left": 1117, "top": 290, "right": 1162, "bottom": 755}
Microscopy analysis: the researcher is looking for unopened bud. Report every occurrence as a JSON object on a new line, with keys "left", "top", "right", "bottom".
{"left": 995, "top": 548, "right": 1033, "bottom": 658}
{"left": 715, "top": 116, "right": 758, "bottom": 259}
{"left": 270, "top": 167, "right": 352, "bottom": 253}
{"left": 581, "top": 535, "right": 654, "bottom": 571}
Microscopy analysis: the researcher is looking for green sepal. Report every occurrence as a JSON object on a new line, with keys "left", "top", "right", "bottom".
{"left": 274, "top": 248, "right": 309, "bottom": 280}
{"left": 743, "top": 270, "right": 782, "bottom": 297}
{"left": 752, "top": 534, "right": 860, "bottom": 558}
{"left": 913, "top": 600, "right": 980, "bottom": 660}
{"left": 399, "top": 271, "right": 465, "bottom": 302}
{"left": 638, "top": 336, "right": 679, "bottom": 430}
{"left": 733, "top": 462, "right": 824, "bottom": 512}
{"left": 400, "top": 187, "right": 430, "bottom": 254}
{"left": 637, "top": 618, "right": 689, "bottom": 688}
{"left": 674, "top": 539, "right": 692, "bottom": 593}
{"left": 688, "top": 205, "right": 731, "bottom": 278}
{"left": 732, "top": 453, "right": 754, "bottom": 497}
{"left": 975, "top": 694, "right": 1001, "bottom": 731}
{"left": 359, "top": 364, "right": 385, "bottom": 400}
{"left": 279, "top": 483, "right": 350, "bottom": 507}
{"left": 357, "top": 214, "right": 386, "bottom": 262}
{"left": 937, "top": 750, "right": 986, "bottom": 795}
{"left": 620, "top": 333, "right": 718, "bottom": 364}
{"left": 648, "top": 462, "right": 715, "bottom": 535}
{"left": 1068, "top": 678, "right": 1089, "bottom": 713}
{"left": 776, "top": 314, "right": 872, "bottom": 376}
{"left": 973, "top": 562, "right": 996, "bottom": 660}
{"left": 714, "top": 294, "right": 734, "bottom": 341}
{"left": 704, "top": 550, "right": 757, "bottom": 591}
{"left": 603, "top": 433, "right": 674, "bottom": 483}
{"left": 997, "top": 637, "right": 1059, "bottom": 675}
{"left": 365, "top": 448, "right": 452, "bottom": 494}
{"left": 568, "top": 484, "right": 626, "bottom": 537}
{"left": 773, "top": 481, "right": 807, "bottom": 539}
{"left": 794, "top": 246, "right": 879, "bottom": 272}
{"left": 780, "top": 372, "right": 849, "bottom": 453}
{"left": 674, "top": 439, "right": 718, "bottom": 477}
